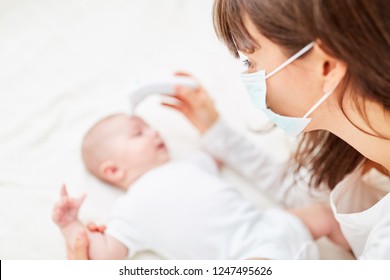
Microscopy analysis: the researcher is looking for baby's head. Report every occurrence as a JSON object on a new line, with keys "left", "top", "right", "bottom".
{"left": 82, "top": 113, "right": 170, "bottom": 190}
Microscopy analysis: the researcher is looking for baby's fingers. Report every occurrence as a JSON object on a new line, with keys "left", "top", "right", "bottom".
{"left": 87, "top": 223, "right": 106, "bottom": 233}
{"left": 53, "top": 199, "right": 69, "bottom": 218}
{"left": 75, "top": 193, "right": 87, "bottom": 210}
{"left": 60, "top": 184, "right": 69, "bottom": 199}
{"left": 52, "top": 207, "right": 64, "bottom": 224}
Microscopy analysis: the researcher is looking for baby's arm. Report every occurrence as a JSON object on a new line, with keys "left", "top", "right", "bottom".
{"left": 52, "top": 185, "right": 128, "bottom": 259}
{"left": 61, "top": 220, "right": 127, "bottom": 259}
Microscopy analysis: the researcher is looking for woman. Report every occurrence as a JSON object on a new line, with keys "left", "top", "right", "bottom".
{"left": 72, "top": 0, "right": 389, "bottom": 259}
{"left": 206, "top": 0, "right": 390, "bottom": 259}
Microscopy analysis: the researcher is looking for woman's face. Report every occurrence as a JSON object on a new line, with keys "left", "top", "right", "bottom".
{"left": 241, "top": 15, "right": 332, "bottom": 131}
{"left": 241, "top": 16, "right": 390, "bottom": 138}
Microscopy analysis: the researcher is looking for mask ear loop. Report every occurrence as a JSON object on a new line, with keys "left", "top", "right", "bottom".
{"left": 265, "top": 42, "right": 315, "bottom": 79}
{"left": 303, "top": 81, "right": 340, "bottom": 118}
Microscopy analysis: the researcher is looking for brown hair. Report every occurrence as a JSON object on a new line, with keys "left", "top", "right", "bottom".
{"left": 213, "top": 0, "right": 390, "bottom": 189}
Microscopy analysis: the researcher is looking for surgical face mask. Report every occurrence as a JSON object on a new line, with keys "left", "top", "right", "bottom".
{"left": 240, "top": 42, "right": 336, "bottom": 137}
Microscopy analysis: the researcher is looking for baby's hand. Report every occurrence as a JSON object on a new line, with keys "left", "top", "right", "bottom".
{"left": 52, "top": 184, "right": 86, "bottom": 228}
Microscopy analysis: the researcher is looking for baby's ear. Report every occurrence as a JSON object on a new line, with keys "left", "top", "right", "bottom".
{"left": 99, "top": 160, "right": 125, "bottom": 184}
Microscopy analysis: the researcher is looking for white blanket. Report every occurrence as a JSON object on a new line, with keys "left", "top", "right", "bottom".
{"left": 0, "top": 0, "right": 353, "bottom": 259}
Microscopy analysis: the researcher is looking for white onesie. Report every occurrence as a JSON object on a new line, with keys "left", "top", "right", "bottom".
{"left": 105, "top": 152, "right": 318, "bottom": 260}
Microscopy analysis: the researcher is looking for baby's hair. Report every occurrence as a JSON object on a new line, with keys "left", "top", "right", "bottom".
{"left": 81, "top": 113, "right": 127, "bottom": 178}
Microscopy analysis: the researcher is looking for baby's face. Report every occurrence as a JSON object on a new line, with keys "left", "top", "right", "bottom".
{"left": 108, "top": 115, "right": 169, "bottom": 171}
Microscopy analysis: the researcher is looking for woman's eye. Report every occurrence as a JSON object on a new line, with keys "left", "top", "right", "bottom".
{"left": 242, "top": 59, "right": 255, "bottom": 69}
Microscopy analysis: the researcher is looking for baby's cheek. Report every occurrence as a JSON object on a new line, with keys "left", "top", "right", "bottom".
{"left": 137, "top": 144, "right": 156, "bottom": 162}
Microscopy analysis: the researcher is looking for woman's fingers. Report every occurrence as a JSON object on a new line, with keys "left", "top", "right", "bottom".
{"left": 175, "top": 86, "right": 201, "bottom": 108}
{"left": 161, "top": 100, "right": 190, "bottom": 114}
{"left": 174, "top": 71, "right": 205, "bottom": 91}
{"left": 174, "top": 71, "right": 192, "bottom": 78}
{"left": 161, "top": 94, "right": 193, "bottom": 112}
{"left": 165, "top": 90, "right": 195, "bottom": 106}
{"left": 174, "top": 71, "right": 199, "bottom": 84}
{"left": 161, "top": 103, "right": 192, "bottom": 120}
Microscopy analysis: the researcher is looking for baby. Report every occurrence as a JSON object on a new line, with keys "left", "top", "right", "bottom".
{"left": 53, "top": 113, "right": 348, "bottom": 259}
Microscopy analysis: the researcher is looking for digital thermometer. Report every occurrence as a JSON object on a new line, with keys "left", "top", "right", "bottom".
{"left": 128, "top": 76, "right": 198, "bottom": 112}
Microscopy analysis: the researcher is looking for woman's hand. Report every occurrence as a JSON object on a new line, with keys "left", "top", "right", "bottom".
{"left": 161, "top": 72, "right": 219, "bottom": 134}
{"left": 66, "top": 223, "right": 106, "bottom": 260}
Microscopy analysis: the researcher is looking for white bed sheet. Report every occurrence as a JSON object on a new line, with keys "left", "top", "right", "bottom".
{"left": 0, "top": 0, "right": 353, "bottom": 259}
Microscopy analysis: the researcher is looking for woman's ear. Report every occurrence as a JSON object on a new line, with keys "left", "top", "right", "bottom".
{"left": 98, "top": 160, "right": 125, "bottom": 184}
{"left": 314, "top": 40, "right": 347, "bottom": 93}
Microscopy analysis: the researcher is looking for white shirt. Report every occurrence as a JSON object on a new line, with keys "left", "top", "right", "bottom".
{"left": 106, "top": 152, "right": 317, "bottom": 260}
{"left": 331, "top": 167, "right": 390, "bottom": 259}
{"left": 200, "top": 117, "right": 390, "bottom": 259}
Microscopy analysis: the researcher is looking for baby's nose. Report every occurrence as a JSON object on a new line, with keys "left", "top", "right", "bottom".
{"left": 145, "top": 127, "right": 159, "bottom": 137}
